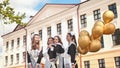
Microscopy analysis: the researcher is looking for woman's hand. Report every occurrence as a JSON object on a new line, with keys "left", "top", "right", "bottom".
{"left": 48, "top": 44, "right": 52, "bottom": 48}
{"left": 72, "top": 64, "right": 75, "bottom": 68}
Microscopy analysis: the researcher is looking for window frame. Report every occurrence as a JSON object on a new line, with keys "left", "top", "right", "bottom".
{"left": 11, "top": 40, "right": 14, "bottom": 49}
{"left": 80, "top": 14, "right": 87, "bottom": 28}
{"left": 108, "top": 3, "right": 118, "bottom": 18}
{"left": 6, "top": 41, "right": 9, "bottom": 51}
{"left": 67, "top": 19, "right": 73, "bottom": 32}
{"left": 84, "top": 60, "right": 90, "bottom": 68}
{"left": 112, "top": 29, "right": 120, "bottom": 45}
{"left": 16, "top": 53, "right": 19, "bottom": 64}
{"left": 39, "top": 30, "right": 42, "bottom": 40}
{"left": 57, "top": 23, "right": 62, "bottom": 35}
{"left": 47, "top": 26, "right": 51, "bottom": 37}
{"left": 23, "top": 35, "right": 26, "bottom": 45}
{"left": 114, "top": 56, "right": 120, "bottom": 68}
{"left": 17, "top": 38, "right": 20, "bottom": 46}
{"left": 98, "top": 58, "right": 105, "bottom": 68}
{"left": 93, "top": 9, "right": 101, "bottom": 20}
{"left": 11, "top": 55, "right": 13, "bottom": 65}
{"left": 5, "top": 56, "right": 8, "bottom": 66}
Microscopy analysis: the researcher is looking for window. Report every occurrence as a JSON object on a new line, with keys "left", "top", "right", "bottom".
{"left": 84, "top": 61, "right": 90, "bottom": 68}
{"left": 101, "top": 36, "right": 104, "bottom": 48}
{"left": 16, "top": 53, "right": 19, "bottom": 64}
{"left": 17, "top": 38, "right": 20, "bottom": 46}
{"left": 5, "top": 56, "right": 8, "bottom": 65}
{"left": 11, "top": 40, "right": 14, "bottom": 49}
{"left": 23, "top": 35, "right": 26, "bottom": 45}
{"left": 98, "top": 59, "right": 105, "bottom": 68}
{"left": 93, "top": 9, "right": 101, "bottom": 20}
{"left": 39, "top": 30, "right": 42, "bottom": 40}
{"left": 23, "top": 52, "right": 25, "bottom": 62}
{"left": 80, "top": 14, "right": 87, "bottom": 28}
{"left": 6, "top": 42, "right": 9, "bottom": 51}
{"left": 112, "top": 29, "right": 120, "bottom": 45}
{"left": 47, "top": 26, "right": 51, "bottom": 37}
{"left": 67, "top": 19, "right": 73, "bottom": 32}
{"left": 57, "top": 23, "right": 61, "bottom": 35}
{"left": 114, "top": 56, "right": 120, "bottom": 68}
{"left": 108, "top": 3, "right": 117, "bottom": 18}
{"left": 11, "top": 55, "right": 13, "bottom": 65}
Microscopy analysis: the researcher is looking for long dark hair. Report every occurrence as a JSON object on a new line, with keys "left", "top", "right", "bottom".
{"left": 31, "top": 34, "right": 40, "bottom": 50}
{"left": 67, "top": 33, "right": 77, "bottom": 45}
{"left": 54, "top": 36, "right": 63, "bottom": 45}
{"left": 47, "top": 37, "right": 54, "bottom": 45}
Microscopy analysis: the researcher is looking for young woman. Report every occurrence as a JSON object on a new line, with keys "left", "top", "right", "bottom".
{"left": 54, "top": 36, "right": 65, "bottom": 68}
{"left": 27, "top": 34, "right": 43, "bottom": 68}
{"left": 65, "top": 32, "right": 78, "bottom": 68}
{"left": 47, "top": 37, "right": 57, "bottom": 68}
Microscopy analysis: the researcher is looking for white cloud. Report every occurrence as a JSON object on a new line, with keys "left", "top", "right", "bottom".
{"left": 9, "top": 0, "right": 49, "bottom": 22}
{"left": 0, "top": 0, "right": 49, "bottom": 36}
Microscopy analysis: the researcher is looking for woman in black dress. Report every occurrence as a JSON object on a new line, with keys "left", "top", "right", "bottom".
{"left": 54, "top": 36, "right": 64, "bottom": 68}
{"left": 66, "top": 33, "right": 78, "bottom": 68}
{"left": 47, "top": 37, "right": 57, "bottom": 68}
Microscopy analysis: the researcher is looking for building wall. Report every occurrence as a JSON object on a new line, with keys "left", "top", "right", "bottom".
{"left": 78, "top": 0, "right": 120, "bottom": 68}
{"left": 26, "top": 5, "right": 79, "bottom": 51}
{"left": 2, "top": 29, "right": 26, "bottom": 68}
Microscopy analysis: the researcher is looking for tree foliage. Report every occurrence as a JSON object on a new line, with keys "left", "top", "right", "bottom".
{"left": 0, "top": 0, "right": 26, "bottom": 25}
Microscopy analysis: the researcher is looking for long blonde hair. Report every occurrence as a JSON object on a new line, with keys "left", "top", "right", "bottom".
{"left": 31, "top": 34, "right": 40, "bottom": 50}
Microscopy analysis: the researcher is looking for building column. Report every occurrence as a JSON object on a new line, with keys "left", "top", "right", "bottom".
{"left": 51, "top": 22, "right": 57, "bottom": 37}
{"left": 42, "top": 26, "right": 47, "bottom": 54}
{"left": 61, "top": 19, "right": 68, "bottom": 48}
{"left": 104, "top": 35, "right": 113, "bottom": 50}
{"left": 72, "top": 14, "right": 79, "bottom": 45}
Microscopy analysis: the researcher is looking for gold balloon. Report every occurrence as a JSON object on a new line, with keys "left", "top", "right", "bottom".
{"left": 79, "top": 30, "right": 90, "bottom": 36}
{"left": 94, "top": 21, "right": 104, "bottom": 27}
{"left": 103, "top": 10, "right": 115, "bottom": 23}
{"left": 92, "top": 26, "right": 103, "bottom": 39}
{"left": 103, "top": 23, "right": 115, "bottom": 34}
{"left": 77, "top": 46, "right": 88, "bottom": 54}
{"left": 90, "top": 35, "right": 101, "bottom": 41}
{"left": 89, "top": 39, "right": 101, "bottom": 52}
{"left": 78, "top": 35, "right": 91, "bottom": 49}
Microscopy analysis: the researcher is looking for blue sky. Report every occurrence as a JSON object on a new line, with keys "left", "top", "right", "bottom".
{"left": 35, "top": 0, "right": 80, "bottom": 10}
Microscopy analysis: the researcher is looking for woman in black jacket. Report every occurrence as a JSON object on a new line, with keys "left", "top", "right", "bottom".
{"left": 47, "top": 37, "right": 57, "bottom": 68}
{"left": 66, "top": 32, "right": 78, "bottom": 68}
{"left": 54, "top": 36, "right": 64, "bottom": 68}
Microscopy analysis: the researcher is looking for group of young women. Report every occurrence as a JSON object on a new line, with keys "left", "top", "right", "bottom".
{"left": 27, "top": 32, "right": 78, "bottom": 68}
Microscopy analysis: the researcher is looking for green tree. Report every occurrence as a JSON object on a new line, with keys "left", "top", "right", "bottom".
{"left": 0, "top": 0, "right": 26, "bottom": 25}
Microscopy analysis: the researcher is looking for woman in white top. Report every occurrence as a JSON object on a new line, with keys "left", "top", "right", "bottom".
{"left": 27, "top": 34, "right": 43, "bottom": 68}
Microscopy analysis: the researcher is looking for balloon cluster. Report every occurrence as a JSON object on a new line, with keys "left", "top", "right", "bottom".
{"left": 78, "top": 10, "right": 116, "bottom": 54}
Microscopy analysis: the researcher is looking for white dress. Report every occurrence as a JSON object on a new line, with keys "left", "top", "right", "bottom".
{"left": 44, "top": 49, "right": 51, "bottom": 68}
{"left": 64, "top": 42, "right": 76, "bottom": 68}
{"left": 28, "top": 49, "right": 41, "bottom": 68}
